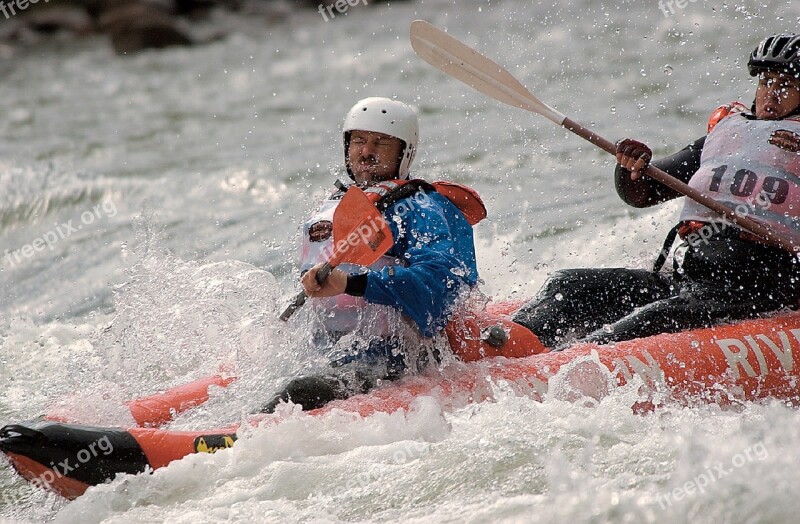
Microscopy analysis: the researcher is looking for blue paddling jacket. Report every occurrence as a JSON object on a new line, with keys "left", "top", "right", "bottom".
{"left": 301, "top": 180, "right": 481, "bottom": 337}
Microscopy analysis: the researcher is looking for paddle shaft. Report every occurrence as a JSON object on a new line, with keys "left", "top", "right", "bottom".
{"left": 562, "top": 118, "right": 795, "bottom": 252}
{"left": 279, "top": 262, "right": 332, "bottom": 322}
{"left": 409, "top": 20, "right": 797, "bottom": 253}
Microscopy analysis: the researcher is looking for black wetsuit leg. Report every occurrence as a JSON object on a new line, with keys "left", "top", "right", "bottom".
{"left": 260, "top": 337, "right": 408, "bottom": 413}
{"left": 585, "top": 238, "right": 800, "bottom": 343}
{"left": 582, "top": 288, "right": 759, "bottom": 343}
{"left": 259, "top": 372, "right": 374, "bottom": 413}
{"left": 511, "top": 268, "right": 676, "bottom": 348}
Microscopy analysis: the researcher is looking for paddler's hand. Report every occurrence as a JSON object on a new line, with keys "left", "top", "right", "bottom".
{"left": 302, "top": 263, "right": 347, "bottom": 298}
{"left": 769, "top": 130, "right": 800, "bottom": 153}
{"left": 615, "top": 138, "right": 652, "bottom": 180}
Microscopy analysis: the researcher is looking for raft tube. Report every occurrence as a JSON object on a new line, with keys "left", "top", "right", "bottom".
{"left": 123, "top": 300, "right": 545, "bottom": 429}
{"left": 3, "top": 311, "right": 800, "bottom": 499}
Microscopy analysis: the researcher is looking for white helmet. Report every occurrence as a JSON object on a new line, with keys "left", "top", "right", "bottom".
{"left": 343, "top": 97, "right": 419, "bottom": 180}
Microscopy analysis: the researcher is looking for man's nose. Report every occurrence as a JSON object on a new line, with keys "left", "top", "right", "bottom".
{"left": 359, "top": 140, "right": 377, "bottom": 156}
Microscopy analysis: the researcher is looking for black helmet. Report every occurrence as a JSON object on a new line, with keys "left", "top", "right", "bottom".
{"left": 748, "top": 34, "right": 800, "bottom": 77}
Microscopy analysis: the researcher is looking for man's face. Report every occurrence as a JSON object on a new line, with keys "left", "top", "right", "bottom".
{"left": 755, "top": 71, "right": 800, "bottom": 120}
{"left": 347, "top": 130, "right": 404, "bottom": 185}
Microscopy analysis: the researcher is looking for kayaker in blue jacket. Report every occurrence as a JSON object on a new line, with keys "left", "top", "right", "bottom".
{"left": 513, "top": 34, "right": 800, "bottom": 348}
{"left": 263, "top": 97, "right": 480, "bottom": 412}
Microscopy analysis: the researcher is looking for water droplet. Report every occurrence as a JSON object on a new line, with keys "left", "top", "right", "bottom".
{"left": 664, "top": 65, "right": 674, "bottom": 75}
{"left": 640, "top": 69, "right": 647, "bottom": 77}
{"left": 555, "top": 293, "right": 564, "bottom": 301}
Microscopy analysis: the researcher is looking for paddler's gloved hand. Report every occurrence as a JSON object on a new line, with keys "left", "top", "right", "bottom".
{"left": 615, "top": 138, "right": 652, "bottom": 181}
{"left": 302, "top": 262, "right": 348, "bottom": 298}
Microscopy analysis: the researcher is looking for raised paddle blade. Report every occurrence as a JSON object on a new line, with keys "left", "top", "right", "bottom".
{"left": 279, "top": 187, "right": 394, "bottom": 321}
{"left": 410, "top": 20, "right": 566, "bottom": 125}
{"left": 410, "top": 21, "right": 797, "bottom": 254}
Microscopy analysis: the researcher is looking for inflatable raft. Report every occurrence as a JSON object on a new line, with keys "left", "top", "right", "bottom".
{"left": 3, "top": 309, "right": 800, "bottom": 499}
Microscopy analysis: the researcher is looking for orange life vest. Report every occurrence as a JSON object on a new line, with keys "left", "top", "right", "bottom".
{"left": 706, "top": 101, "right": 749, "bottom": 134}
{"left": 357, "top": 179, "right": 546, "bottom": 360}
{"left": 360, "top": 178, "right": 488, "bottom": 225}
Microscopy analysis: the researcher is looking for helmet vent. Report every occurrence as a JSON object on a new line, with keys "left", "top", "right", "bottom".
{"left": 787, "top": 40, "right": 800, "bottom": 60}
{"left": 774, "top": 36, "right": 791, "bottom": 58}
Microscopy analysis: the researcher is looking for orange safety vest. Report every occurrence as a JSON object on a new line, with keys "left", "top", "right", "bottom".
{"left": 358, "top": 179, "right": 547, "bottom": 361}
{"left": 360, "top": 178, "right": 488, "bottom": 225}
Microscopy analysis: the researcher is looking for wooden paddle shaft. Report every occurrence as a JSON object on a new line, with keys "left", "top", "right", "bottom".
{"left": 562, "top": 117, "right": 797, "bottom": 253}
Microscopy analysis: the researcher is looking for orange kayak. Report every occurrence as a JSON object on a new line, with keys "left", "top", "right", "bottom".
{"left": 3, "top": 309, "right": 799, "bottom": 499}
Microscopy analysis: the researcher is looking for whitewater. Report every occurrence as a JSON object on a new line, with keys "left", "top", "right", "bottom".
{"left": 2, "top": 0, "right": 800, "bottom": 522}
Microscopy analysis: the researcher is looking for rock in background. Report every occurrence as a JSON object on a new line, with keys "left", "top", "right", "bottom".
{"left": 0, "top": 0, "right": 413, "bottom": 54}
{"left": 94, "top": 2, "right": 193, "bottom": 54}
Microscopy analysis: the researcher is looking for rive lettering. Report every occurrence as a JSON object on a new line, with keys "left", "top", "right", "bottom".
{"left": 513, "top": 353, "right": 664, "bottom": 399}
{"left": 609, "top": 351, "right": 665, "bottom": 387}
{"left": 717, "top": 329, "right": 800, "bottom": 379}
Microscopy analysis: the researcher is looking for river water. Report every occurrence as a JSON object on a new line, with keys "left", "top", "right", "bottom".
{"left": 2, "top": 0, "right": 800, "bottom": 522}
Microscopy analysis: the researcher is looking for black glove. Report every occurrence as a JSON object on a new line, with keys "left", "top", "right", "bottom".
{"left": 615, "top": 138, "right": 652, "bottom": 176}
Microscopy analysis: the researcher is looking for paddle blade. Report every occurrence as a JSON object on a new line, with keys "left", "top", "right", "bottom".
{"left": 410, "top": 20, "right": 566, "bottom": 125}
{"left": 279, "top": 187, "right": 392, "bottom": 322}
{"left": 330, "top": 187, "right": 393, "bottom": 267}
